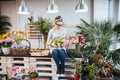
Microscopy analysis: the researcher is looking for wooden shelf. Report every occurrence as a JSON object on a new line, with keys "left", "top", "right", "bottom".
{"left": 27, "top": 25, "right": 40, "bottom": 39}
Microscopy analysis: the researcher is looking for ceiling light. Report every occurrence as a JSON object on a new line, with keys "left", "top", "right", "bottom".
{"left": 17, "top": 0, "right": 30, "bottom": 15}
{"left": 46, "top": 0, "right": 59, "bottom": 13}
{"left": 75, "top": 0, "right": 88, "bottom": 12}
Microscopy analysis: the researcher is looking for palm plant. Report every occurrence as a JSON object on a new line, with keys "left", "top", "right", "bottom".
{"left": 0, "top": 15, "right": 12, "bottom": 35}
{"left": 113, "top": 23, "right": 120, "bottom": 41}
{"left": 76, "top": 19, "right": 115, "bottom": 58}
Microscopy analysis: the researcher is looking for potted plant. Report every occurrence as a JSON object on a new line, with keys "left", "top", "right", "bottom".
{"left": 0, "top": 33, "right": 13, "bottom": 55}
{"left": 28, "top": 67, "right": 38, "bottom": 80}
{"left": 34, "top": 16, "right": 53, "bottom": 49}
{"left": 74, "top": 60, "right": 82, "bottom": 80}
{"left": 10, "top": 30, "right": 30, "bottom": 55}
{"left": 0, "top": 15, "right": 12, "bottom": 53}
{"left": 84, "top": 63, "right": 98, "bottom": 80}
{"left": 12, "top": 66, "right": 25, "bottom": 80}
{"left": 96, "top": 63, "right": 113, "bottom": 80}
{"left": 76, "top": 19, "right": 119, "bottom": 64}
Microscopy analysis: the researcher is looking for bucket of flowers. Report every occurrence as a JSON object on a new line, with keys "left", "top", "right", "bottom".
{"left": 12, "top": 66, "right": 25, "bottom": 80}
{"left": 10, "top": 30, "right": 31, "bottom": 55}
{"left": 0, "top": 33, "right": 13, "bottom": 55}
{"left": 28, "top": 67, "right": 38, "bottom": 80}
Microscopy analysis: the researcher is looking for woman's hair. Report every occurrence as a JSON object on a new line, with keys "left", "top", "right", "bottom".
{"left": 54, "top": 15, "right": 63, "bottom": 23}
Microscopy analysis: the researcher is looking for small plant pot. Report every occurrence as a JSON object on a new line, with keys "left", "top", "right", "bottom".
{"left": 31, "top": 77, "right": 39, "bottom": 80}
{"left": 2, "top": 47, "right": 10, "bottom": 55}
{"left": 97, "top": 76, "right": 113, "bottom": 80}
{"left": 96, "top": 72, "right": 113, "bottom": 80}
{"left": 74, "top": 76, "right": 80, "bottom": 80}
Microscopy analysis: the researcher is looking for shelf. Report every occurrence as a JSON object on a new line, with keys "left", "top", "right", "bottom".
{"left": 27, "top": 25, "right": 40, "bottom": 39}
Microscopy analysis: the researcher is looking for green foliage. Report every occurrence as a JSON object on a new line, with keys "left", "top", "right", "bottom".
{"left": 28, "top": 16, "right": 34, "bottom": 25}
{"left": 85, "top": 63, "right": 98, "bottom": 80}
{"left": 66, "top": 49, "right": 82, "bottom": 59}
{"left": 76, "top": 19, "right": 115, "bottom": 56}
{"left": 110, "top": 48, "right": 120, "bottom": 64}
{"left": 34, "top": 16, "right": 53, "bottom": 36}
{"left": 74, "top": 60, "right": 82, "bottom": 76}
{"left": 0, "top": 15, "right": 12, "bottom": 35}
{"left": 28, "top": 71, "right": 38, "bottom": 78}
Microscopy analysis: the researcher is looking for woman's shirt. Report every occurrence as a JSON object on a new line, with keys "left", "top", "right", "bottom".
{"left": 48, "top": 28, "right": 66, "bottom": 41}
{"left": 47, "top": 28, "right": 66, "bottom": 53}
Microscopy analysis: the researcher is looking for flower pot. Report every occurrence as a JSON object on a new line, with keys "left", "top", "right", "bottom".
{"left": 31, "top": 77, "right": 39, "bottom": 80}
{"left": 97, "top": 76, "right": 113, "bottom": 80}
{"left": 96, "top": 70, "right": 114, "bottom": 80}
{"left": 74, "top": 76, "right": 80, "bottom": 80}
{"left": 2, "top": 47, "right": 10, "bottom": 55}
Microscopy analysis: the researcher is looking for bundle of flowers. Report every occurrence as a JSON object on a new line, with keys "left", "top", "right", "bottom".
{"left": 10, "top": 30, "right": 27, "bottom": 44}
{"left": 28, "top": 67, "right": 38, "bottom": 78}
{"left": 0, "top": 33, "right": 13, "bottom": 47}
{"left": 53, "top": 37, "right": 72, "bottom": 49}
{"left": 11, "top": 44, "right": 29, "bottom": 50}
{"left": 12, "top": 66, "right": 25, "bottom": 78}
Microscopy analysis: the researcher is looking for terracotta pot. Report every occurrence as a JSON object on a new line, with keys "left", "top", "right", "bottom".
{"left": 96, "top": 71, "right": 113, "bottom": 80}
{"left": 74, "top": 76, "right": 80, "bottom": 80}
{"left": 31, "top": 77, "right": 39, "bottom": 80}
{"left": 97, "top": 76, "right": 113, "bottom": 80}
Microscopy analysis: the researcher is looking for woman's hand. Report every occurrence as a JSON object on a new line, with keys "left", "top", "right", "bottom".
{"left": 50, "top": 43, "right": 57, "bottom": 48}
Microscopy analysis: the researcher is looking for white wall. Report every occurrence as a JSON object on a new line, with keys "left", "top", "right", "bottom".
{"left": 119, "top": 0, "right": 120, "bottom": 21}
{"left": 0, "top": 0, "right": 91, "bottom": 29}
{"left": 94, "top": 0, "right": 108, "bottom": 21}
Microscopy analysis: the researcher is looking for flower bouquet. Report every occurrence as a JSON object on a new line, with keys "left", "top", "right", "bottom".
{"left": 53, "top": 37, "right": 72, "bottom": 49}
{"left": 10, "top": 30, "right": 30, "bottom": 55}
{"left": 28, "top": 67, "right": 38, "bottom": 79}
{"left": 12, "top": 66, "right": 25, "bottom": 80}
{"left": 0, "top": 33, "right": 13, "bottom": 55}
{"left": 0, "top": 33, "right": 13, "bottom": 47}
{"left": 10, "top": 30, "right": 27, "bottom": 44}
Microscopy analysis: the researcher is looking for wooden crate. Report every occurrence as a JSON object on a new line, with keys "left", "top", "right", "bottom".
{"left": 35, "top": 58, "right": 52, "bottom": 80}
{"left": 6, "top": 57, "right": 29, "bottom": 74}
{"left": 0, "top": 57, "right": 7, "bottom": 74}
{"left": 52, "top": 58, "right": 75, "bottom": 80}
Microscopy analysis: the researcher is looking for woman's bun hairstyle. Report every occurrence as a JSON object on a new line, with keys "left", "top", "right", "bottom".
{"left": 54, "top": 15, "right": 63, "bottom": 23}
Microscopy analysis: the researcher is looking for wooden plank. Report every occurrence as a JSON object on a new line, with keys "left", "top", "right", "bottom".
{"left": 36, "top": 67, "right": 52, "bottom": 71}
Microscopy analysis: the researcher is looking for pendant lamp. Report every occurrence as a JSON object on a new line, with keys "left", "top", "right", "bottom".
{"left": 17, "top": 0, "right": 30, "bottom": 15}
{"left": 75, "top": 0, "right": 88, "bottom": 12}
{"left": 46, "top": 0, "right": 59, "bottom": 13}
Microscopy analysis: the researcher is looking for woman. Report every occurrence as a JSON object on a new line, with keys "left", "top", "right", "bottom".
{"left": 47, "top": 15, "right": 67, "bottom": 77}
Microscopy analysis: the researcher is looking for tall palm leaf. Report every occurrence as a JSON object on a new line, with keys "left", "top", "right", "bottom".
{"left": 0, "top": 15, "right": 12, "bottom": 35}
{"left": 76, "top": 19, "right": 114, "bottom": 56}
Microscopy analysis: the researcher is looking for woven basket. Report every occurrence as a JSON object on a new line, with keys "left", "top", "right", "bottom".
{"left": 11, "top": 39, "right": 31, "bottom": 55}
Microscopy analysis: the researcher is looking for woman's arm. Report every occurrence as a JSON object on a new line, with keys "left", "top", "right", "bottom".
{"left": 46, "top": 30, "right": 52, "bottom": 47}
{"left": 46, "top": 29, "right": 57, "bottom": 48}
